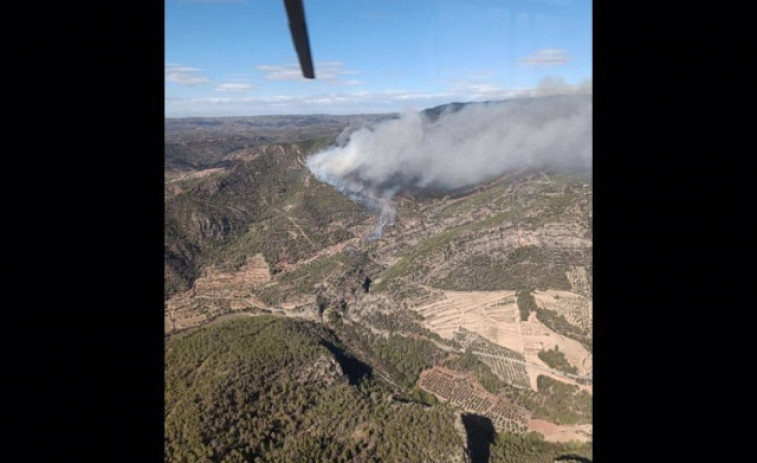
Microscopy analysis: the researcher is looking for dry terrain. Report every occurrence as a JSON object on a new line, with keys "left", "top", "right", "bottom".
{"left": 533, "top": 289, "right": 593, "bottom": 336}
{"left": 409, "top": 289, "right": 592, "bottom": 384}
{"left": 164, "top": 110, "right": 592, "bottom": 447}
{"left": 529, "top": 419, "right": 592, "bottom": 443}
{"left": 418, "top": 367, "right": 529, "bottom": 434}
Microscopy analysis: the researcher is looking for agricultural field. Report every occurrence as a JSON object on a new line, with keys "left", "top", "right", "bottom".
{"left": 533, "top": 289, "right": 592, "bottom": 336}
{"left": 409, "top": 290, "right": 523, "bottom": 352}
{"left": 418, "top": 367, "right": 529, "bottom": 434}
{"left": 409, "top": 289, "right": 592, "bottom": 388}
{"left": 453, "top": 328, "right": 531, "bottom": 389}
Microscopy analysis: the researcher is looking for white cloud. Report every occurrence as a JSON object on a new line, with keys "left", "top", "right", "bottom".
{"left": 170, "top": 66, "right": 201, "bottom": 72}
{"left": 255, "top": 61, "right": 361, "bottom": 85}
{"left": 255, "top": 64, "right": 302, "bottom": 81}
{"left": 449, "top": 82, "right": 520, "bottom": 101}
{"left": 165, "top": 78, "right": 592, "bottom": 117}
{"left": 214, "top": 83, "right": 254, "bottom": 92}
{"left": 520, "top": 49, "right": 570, "bottom": 67}
{"left": 532, "top": 0, "right": 573, "bottom": 5}
{"left": 165, "top": 63, "right": 211, "bottom": 86}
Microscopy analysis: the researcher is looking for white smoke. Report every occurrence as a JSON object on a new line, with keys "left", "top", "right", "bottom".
{"left": 306, "top": 94, "right": 592, "bottom": 239}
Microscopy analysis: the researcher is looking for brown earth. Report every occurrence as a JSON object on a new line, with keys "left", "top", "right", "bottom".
{"left": 418, "top": 367, "right": 529, "bottom": 434}
{"left": 533, "top": 289, "right": 592, "bottom": 335}
{"left": 409, "top": 289, "right": 592, "bottom": 384}
{"left": 528, "top": 418, "right": 592, "bottom": 443}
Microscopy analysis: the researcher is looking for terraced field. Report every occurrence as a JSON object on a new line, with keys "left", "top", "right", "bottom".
{"left": 453, "top": 328, "right": 531, "bottom": 389}
{"left": 533, "top": 289, "right": 593, "bottom": 336}
{"left": 411, "top": 290, "right": 524, "bottom": 352}
{"left": 476, "top": 354, "right": 531, "bottom": 390}
{"left": 410, "top": 288, "right": 592, "bottom": 388}
{"left": 165, "top": 255, "right": 271, "bottom": 332}
{"left": 418, "top": 367, "right": 529, "bottom": 434}
{"left": 521, "top": 316, "right": 553, "bottom": 354}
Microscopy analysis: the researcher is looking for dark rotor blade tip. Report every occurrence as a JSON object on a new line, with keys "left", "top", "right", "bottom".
{"left": 284, "top": 0, "right": 315, "bottom": 79}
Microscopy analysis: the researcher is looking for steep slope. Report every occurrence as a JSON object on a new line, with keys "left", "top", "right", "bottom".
{"left": 165, "top": 316, "right": 466, "bottom": 462}
{"left": 164, "top": 137, "right": 370, "bottom": 299}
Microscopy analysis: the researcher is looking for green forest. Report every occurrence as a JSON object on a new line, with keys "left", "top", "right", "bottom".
{"left": 165, "top": 316, "right": 463, "bottom": 462}
{"left": 165, "top": 316, "right": 592, "bottom": 462}
{"left": 538, "top": 346, "right": 579, "bottom": 375}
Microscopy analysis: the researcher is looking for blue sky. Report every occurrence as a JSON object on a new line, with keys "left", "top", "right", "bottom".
{"left": 165, "top": 0, "right": 591, "bottom": 117}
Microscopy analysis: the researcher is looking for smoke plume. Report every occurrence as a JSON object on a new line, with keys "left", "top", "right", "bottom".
{"left": 306, "top": 94, "right": 591, "bottom": 239}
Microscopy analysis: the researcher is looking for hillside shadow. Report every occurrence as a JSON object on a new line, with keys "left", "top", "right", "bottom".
{"left": 319, "top": 339, "right": 373, "bottom": 385}
{"left": 461, "top": 413, "right": 495, "bottom": 463}
{"left": 555, "top": 455, "right": 592, "bottom": 463}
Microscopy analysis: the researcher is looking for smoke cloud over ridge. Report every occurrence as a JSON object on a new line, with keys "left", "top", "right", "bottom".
{"left": 306, "top": 94, "right": 592, "bottom": 239}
